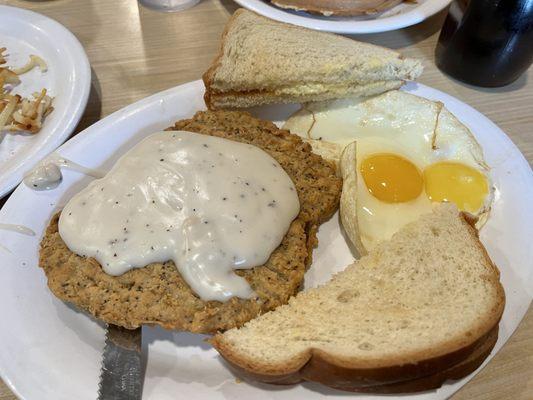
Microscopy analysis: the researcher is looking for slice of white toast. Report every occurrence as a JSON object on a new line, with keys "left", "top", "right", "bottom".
{"left": 212, "top": 204, "right": 505, "bottom": 391}
{"left": 203, "top": 9, "right": 423, "bottom": 109}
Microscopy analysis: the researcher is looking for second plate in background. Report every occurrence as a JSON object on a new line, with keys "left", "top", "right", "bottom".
{"left": 233, "top": 0, "right": 452, "bottom": 33}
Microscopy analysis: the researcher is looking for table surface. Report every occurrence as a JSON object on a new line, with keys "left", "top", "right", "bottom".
{"left": 1, "top": 0, "right": 532, "bottom": 399}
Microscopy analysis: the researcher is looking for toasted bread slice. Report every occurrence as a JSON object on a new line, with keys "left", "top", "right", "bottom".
{"left": 211, "top": 204, "right": 505, "bottom": 389}
{"left": 203, "top": 9, "right": 423, "bottom": 109}
{"left": 271, "top": 0, "right": 403, "bottom": 17}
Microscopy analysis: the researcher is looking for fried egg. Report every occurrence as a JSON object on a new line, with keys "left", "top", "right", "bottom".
{"left": 283, "top": 90, "right": 492, "bottom": 253}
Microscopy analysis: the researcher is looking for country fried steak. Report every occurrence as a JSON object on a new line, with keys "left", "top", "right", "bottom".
{"left": 39, "top": 110, "right": 341, "bottom": 333}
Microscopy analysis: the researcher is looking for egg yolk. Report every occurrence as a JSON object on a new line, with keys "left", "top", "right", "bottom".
{"left": 424, "top": 161, "right": 488, "bottom": 213}
{"left": 360, "top": 153, "right": 423, "bottom": 203}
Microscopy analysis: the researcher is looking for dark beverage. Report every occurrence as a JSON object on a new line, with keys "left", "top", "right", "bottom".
{"left": 436, "top": 0, "right": 533, "bottom": 87}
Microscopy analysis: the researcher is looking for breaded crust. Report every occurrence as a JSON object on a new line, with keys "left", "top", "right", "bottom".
{"left": 39, "top": 111, "right": 342, "bottom": 334}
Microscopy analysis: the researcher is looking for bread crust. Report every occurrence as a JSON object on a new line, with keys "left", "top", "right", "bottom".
{"left": 211, "top": 321, "right": 499, "bottom": 387}
{"left": 206, "top": 80, "right": 403, "bottom": 109}
{"left": 213, "top": 327, "right": 498, "bottom": 391}
{"left": 352, "top": 326, "right": 498, "bottom": 393}
{"left": 271, "top": 0, "right": 403, "bottom": 17}
{"left": 202, "top": 10, "right": 246, "bottom": 110}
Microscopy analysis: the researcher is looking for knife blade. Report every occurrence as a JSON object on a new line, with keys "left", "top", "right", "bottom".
{"left": 97, "top": 324, "right": 143, "bottom": 400}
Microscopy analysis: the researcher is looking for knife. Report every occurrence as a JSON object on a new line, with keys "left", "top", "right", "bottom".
{"left": 97, "top": 324, "right": 143, "bottom": 400}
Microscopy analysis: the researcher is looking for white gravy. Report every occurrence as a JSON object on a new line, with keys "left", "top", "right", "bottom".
{"left": 24, "top": 153, "right": 105, "bottom": 190}
{"left": 58, "top": 131, "right": 300, "bottom": 302}
{"left": 0, "top": 224, "right": 35, "bottom": 236}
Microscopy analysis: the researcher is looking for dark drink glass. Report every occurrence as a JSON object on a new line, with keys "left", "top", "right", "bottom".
{"left": 436, "top": 0, "right": 533, "bottom": 87}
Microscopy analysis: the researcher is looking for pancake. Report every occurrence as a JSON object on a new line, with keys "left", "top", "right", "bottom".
{"left": 270, "top": 0, "right": 403, "bottom": 17}
{"left": 39, "top": 110, "right": 342, "bottom": 333}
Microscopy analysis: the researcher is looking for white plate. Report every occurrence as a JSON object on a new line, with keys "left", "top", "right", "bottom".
{"left": 0, "top": 80, "right": 531, "bottom": 400}
{"left": 233, "top": 0, "right": 452, "bottom": 33}
{"left": 0, "top": 5, "right": 91, "bottom": 198}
